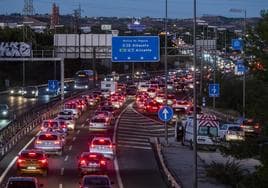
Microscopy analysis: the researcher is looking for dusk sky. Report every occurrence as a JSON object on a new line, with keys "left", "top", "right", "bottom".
{"left": 0, "top": 0, "right": 267, "bottom": 18}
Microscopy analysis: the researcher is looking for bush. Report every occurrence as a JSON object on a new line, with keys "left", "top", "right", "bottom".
{"left": 206, "top": 160, "right": 248, "bottom": 187}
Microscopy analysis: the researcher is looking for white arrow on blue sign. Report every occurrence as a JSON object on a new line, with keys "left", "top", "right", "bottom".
{"left": 209, "top": 84, "right": 220, "bottom": 97}
{"left": 232, "top": 39, "right": 243, "bottom": 51}
{"left": 48, "top": 80, "right": 59, "bottom": 91}
{"left": 158, "top": 106, "right": 174, "bottom": 122}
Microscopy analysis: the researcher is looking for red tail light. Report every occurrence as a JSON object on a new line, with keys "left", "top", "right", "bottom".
{"left": 39, "top": 158, "right": 47, "bottom": 164}
{"left": 100, "top": 160, "right": 106, "bottom": 166}
{"left": 61, "top": 124, "right": 67, "bottom": 128}
{"left": 17, "top": 158, "right": 25, "bottom": 163}
{"left": 80, "top": 159, "right": 86, "bottom": 165}
{"left": 90, "top": 144, "right": 95, "bottom": 148}
{"left": 109, "top": 144, "right": 113, "bottom": 149}
{"left": 254, "top": 125, "right": 259, "bottom": 129}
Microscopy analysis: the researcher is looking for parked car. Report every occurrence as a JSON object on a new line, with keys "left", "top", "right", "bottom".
{"left": 219, "top": 124, "right": 245, "bottom": 141}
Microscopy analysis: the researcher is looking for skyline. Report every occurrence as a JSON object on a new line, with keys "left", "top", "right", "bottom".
{"left": 0, "top": 0, "right": 267, "bottom": 18}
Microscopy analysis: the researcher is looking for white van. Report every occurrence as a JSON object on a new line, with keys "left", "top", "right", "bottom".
{"left": 182, "top": 114, "right": 220, "bottom": 150}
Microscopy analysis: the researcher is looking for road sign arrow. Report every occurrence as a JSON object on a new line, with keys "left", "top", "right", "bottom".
{"left": 163, "top": 108, "right": 169, "bottom": 120}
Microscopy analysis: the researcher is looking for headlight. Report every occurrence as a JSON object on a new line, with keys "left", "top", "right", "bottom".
{"left": 32, "top": 91, "right": 35, "bottom": 94}
{"left": 2, "top": 111, "right": 8, "bottom": 115}
{"left": 24, "top": 91, "right": 27, "bottom": 94}
{"left": 46, "top": 88, "right": 49, "bottom": 92}
{"left": 10, "top": 90, "right": 14, "bottom": 94}
{"left": 74, "top": 85, "right": 77, "bottom": 88}
{"left": 85, "top": 85, "right": 88, "bottom": 89}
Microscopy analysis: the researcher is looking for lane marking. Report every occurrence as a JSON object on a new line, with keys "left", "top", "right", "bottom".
{"left": 81, "top": 123, "right": 85, "bottom": 128}
{"left": 60, "top": 168, "right": 64, "bottom": 176}
{"left": 72, "top": 136, "right": 76, "bottom": 141}
{"left": 113, "top": 105, "right": 130, "bottom": 188}
{"left": 117, "top": 144, "right": 152, "bottom": 150}
{"left": 69, "top": 145, "right": 72, "bottom": 151}
{"left": 64, "top": 155, "right": 69, "bottom": 162}
{"left": 59, "top": 184, "right": 63, "bottom": 188}
{"left": 76, "top": 130, "right": 80, "bottom": 134}
{"left": 117, "top": 140, "right": 151, "bottom": 146}
{"left": 0, "top": 131, "right": 40, "bottom": 184}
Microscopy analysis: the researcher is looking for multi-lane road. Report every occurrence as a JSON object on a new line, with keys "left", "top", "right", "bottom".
{"left": 0, "top": 93, "right": 174, "bottom": 188}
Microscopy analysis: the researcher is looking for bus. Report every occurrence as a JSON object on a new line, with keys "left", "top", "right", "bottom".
{"left": 74, "top": 70, "right": 96, "bottom": 89}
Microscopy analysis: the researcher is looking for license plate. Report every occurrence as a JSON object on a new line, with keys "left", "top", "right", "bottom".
{"left": 27, "top": 166, "right": 36, "bottom": 170}
{"left": 89, "top": 163, "right": 99, "bottom": 167}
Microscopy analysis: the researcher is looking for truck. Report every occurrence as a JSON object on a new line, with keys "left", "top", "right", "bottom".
{"left": 182, "top": 114, "right": 220, "bottom": 150}
{"left": 101, "top": 81, "right": 117, "bottom": 94}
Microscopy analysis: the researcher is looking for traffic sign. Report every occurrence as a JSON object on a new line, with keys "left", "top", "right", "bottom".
{"left": 112, "top": 36, "right": 160, "bottom": 62}
{"left": 158, "top": 106, "right": 174, "bottom": 122}
{"left": 209, "top": 84, "right": 220, "bottom": 97}
{"left": 48, "top": 80, "right": 59, "bottom": 91}
{"left": 236, "top": 60, "right": 245, "bottom": 73}
{"left": 232, "top": 39, "right": 243, "bottom": 51}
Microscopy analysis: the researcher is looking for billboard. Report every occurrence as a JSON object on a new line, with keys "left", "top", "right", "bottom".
{"left": 0, "top": 42, "right": 31, "bottom": 57}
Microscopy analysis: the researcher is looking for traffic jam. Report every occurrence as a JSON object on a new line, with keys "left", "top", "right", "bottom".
{"left": 4, "top": 69, "right": 261, "bottom": 188}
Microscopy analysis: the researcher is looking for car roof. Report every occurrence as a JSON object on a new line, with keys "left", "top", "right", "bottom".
{"left": 8, "top": 177, "right": 37, "bottom": 182}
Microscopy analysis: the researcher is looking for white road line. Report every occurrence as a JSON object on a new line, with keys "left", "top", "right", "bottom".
{"left": 72, "top": 137, "right": 76, "bottom": 141}
{"left": 76, "top": 130, "right": 80, "bottom": 134}
{"left": 64, "top": 155, "right": 69, "bottom": 162}
{"left": 59, "top": 184, "right": 63, "bottom": 188}
{"left": 69, "top": 145, "right": 72, "bottom": 151}
{"left": 118, "top": 136, "right": 148, "bottom": 142}
{"left": 117, "top": 144, "right": 152, "bottom": 150}
{"left": 117, "top": 140, "right": 151, "bottom": 146}
{"left": 0, "top": 131, "right": 40, "bottom": 184}
{"left": 81, "top": 123, "right": 85, "bottom": 128}
{"left": 60, "top": 168, "right": 64, "bottom": 176}
{"left": 113, "top": 105, "right": 129, "bottom": 188}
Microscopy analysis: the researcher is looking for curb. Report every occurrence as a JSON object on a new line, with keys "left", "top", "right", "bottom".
{"left": 152, "top": 137, "right": 182, "bottom": 188}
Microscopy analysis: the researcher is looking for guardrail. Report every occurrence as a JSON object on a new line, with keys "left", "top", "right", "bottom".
{"left": 202, "top": 107, "right": 238, "bottom": 123}
{"left": 0, "top": 90, "right": 83, "bottom": 160}
{"left": 152, "top": 137, "right": 182, "bottom": 188}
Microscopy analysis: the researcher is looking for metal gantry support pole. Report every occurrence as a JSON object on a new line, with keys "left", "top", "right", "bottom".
{"left": 22, "top": 26, "right": 26, "bottom": 87}
{"left": 60, "top": 58, "right": 64, "bottom": 101}
{"left": 242, "top": 10, "right": 247, "bottom": 119}
{"left": 213, "top": 27, "right": 217, "bottom": 109}
{"left": 193, "top": 0, "right": 198, "bottom": 187}
{"left": 164, "top": 0, "right": 168, "bottom": 145}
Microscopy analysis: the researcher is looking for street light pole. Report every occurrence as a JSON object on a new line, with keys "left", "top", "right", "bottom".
{"left": 230, "top": 8, "right": 247, "bottom": 118}
{"left": 193, "top": 0, "right": 198, "bottom": 188}
{"left": 164, "top": 0, "right": 168, "bottom": 145}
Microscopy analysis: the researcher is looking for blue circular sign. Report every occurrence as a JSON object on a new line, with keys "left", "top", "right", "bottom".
{"left": 158, "top": 106, "right": 174, "bottom": 122}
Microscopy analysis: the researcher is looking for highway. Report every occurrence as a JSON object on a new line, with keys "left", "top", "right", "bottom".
{"left": 0, "top": 92, "right": 171, "bottom": 188}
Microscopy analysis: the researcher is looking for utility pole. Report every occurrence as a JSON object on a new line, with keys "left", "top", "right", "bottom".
{"left": 164, "top": 0, "right": 168, "bottom": 145}
{"left": 193, "top": 0, "right": 198, "bottom": 187}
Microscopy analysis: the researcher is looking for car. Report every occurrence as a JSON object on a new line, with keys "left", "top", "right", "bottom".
{"left": 89, "top": 137, "right": 114, "bottom": 159}
{"left": 144, "top": 100, "right": 162, "bottom": 114}
{"left": 101, "top": 89, "right": 111, "bottom": 98}
{"left": 89, "top": 115, "right": 113, "bottom": 131}
{"left": 34, "top": 132, "right": 64, "bottom": 155}
{"left": 6, "top": 177, "right": 43, "bottom": 188}
{"left": 98, "top": 105, "right": 118, "bottom": 116}
{"left": 147, "top": 88, "right": 157, "bottom": 98}
{"left": 77, "top": 152, "right": 108, "bottom": 175}
{"left": 0, "top": 104, "right": 9, "bottom": 119}
{"left": 240, "top": 119, "right": 261, "bottom": 136}
{"left": 64, "top": 102, "right": 81, "bottom": 118}
{"left": 9, "top": 87, "right": 25, "bottom": 96}
{"left": 23, "top": 86, "right": 39, "bottom": 98}
{"left": 58, "top": 109, "right": 77, "bottom": 120}
{"left": 55, "top": 116, "right": 76, "bottom": 131}
{"left": 80, "top": 175, "right": 113, "bottom": 188}
{"left": 224, "top": 125, "right": 245, "bottom": 141}
{"left": 41, "top": 120, "right": 67, "bottom": 135}
{"left": 16, "top": 149, "right": 48, "bottom": 176}
{"left": 172, "top": 100, "right": 192, "bottom": 112}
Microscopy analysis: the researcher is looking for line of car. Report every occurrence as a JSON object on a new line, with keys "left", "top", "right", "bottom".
{"left": 5, "top": 86, "right": 128, "bottom": 188}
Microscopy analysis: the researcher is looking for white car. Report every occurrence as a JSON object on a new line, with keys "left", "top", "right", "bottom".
{"left": 219, "top": 124, "right": 245, "bottom": 141}
{"left": 55, "top": 116, "right": 76, "bottom": 131}
{"left": 89, "top": 115, "right": 112, "bottom": 131}
{"left": 89, "top": 137, "right": 114, "bottom": 159}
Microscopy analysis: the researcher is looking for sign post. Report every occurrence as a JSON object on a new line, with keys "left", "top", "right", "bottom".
{"left": 112, "top": 36, "right": 160, "bottom": 62}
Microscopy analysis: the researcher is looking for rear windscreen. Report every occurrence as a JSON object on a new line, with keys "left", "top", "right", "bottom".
{"left": 7, "top": 181, "right": 36, "bottom": 188}
{"left": 93, "top": 139, "right": 111, "bottom": 145}
{"left": 38, "top": 135, "right": 58, "bottom": 141}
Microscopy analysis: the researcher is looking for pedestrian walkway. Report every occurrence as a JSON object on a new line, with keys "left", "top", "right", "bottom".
{"left": 117, "top": 106, "right": 174, "bottom": 150}
{"left": 159, "top": 137, "right": 229, "bottom": 188}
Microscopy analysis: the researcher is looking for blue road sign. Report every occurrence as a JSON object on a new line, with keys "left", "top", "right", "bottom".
{"left": 209, "top": 84, "right": 220, "bottom": 97}
{"left": 112, "top": 36, "right": 160, "bottom": 62}
{"left": 232, "top": 39, "right": 243, "bottom": 51}
{"left": 236, "top": 60, "right": 245, "bottom": 73}
{"left": 158, "top": 106, "right": 174, "bottom": 122}
{"left": 48, "top": 80, "right": 59, "bottom": 91}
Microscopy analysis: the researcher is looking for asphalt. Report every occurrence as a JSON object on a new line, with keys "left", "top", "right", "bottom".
{"left": 116, "top": 104, "right": 175, "bottom": 188}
